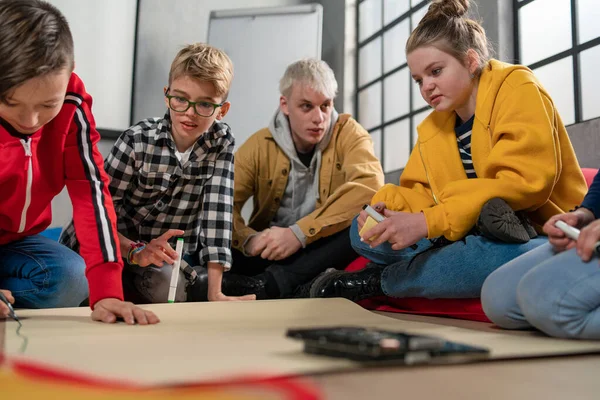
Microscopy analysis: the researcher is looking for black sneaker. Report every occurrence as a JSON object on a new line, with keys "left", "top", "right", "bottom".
{"left": 517, "top": 211, "right": 538, "bottom": 239}
{"left": 476, "top": 198, "right": 535, "bottom": 243}
{"left": 292, "top": 268, "right": 338, "bottom": 299}
{"left": 309, "top": 266, "right": 384, "bottom": 302}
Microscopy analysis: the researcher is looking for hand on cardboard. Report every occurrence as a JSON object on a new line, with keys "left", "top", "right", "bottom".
{"left": 91, "top": 298, "right": 160, "bottom": 325}
{"left": 209, "top": 292, "right": 257, "bottom": 301}
{"left": 207, "top": 262, "right": 256, "bottom": 301}
{"left": 360, "top": 210, "right": 428, "bottom": 250}
{"left": 133, "top": 229, "right": 185, "bottom": 267}
{"left": 543, "top": 208, "right": 594, "bottom": 253}
{"left": 259, "top": 226, "right": 302, "bottom": 261}
{"left": 0, "top": 289, "right": 14, "bottom": 319}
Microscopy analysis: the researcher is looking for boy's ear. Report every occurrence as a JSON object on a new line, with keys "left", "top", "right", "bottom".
{"left": 280, "top": 96, "right": 289, "bottom": 116}
{"left": 216, "top": 101, "right": 231, "bottom": 120}
{"left": 163, "top": 86, "right": 170, "bottom": 109}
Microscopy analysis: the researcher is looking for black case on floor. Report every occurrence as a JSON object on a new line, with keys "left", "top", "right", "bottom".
{"left": 286, "top": 326, "right": 489, "bottom": 364}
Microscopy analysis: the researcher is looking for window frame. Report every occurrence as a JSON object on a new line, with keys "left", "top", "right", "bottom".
{"left": 355, "top": 0, "right": 430, "bottom": 174}
{"left": 513, "top": 0, "right": 600, "bottom": 124}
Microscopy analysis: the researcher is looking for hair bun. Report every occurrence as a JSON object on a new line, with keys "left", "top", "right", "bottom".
{"left": 429, "top": 0, "right": 469, "bottom": 18}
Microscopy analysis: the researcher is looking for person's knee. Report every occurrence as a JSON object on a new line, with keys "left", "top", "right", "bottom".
{"left": 43, "top": 251, "right": 88, "bottom": 308}
{"left": 516, "top": 265, "right": 596, "bottom": 339}
{"left": 135, "top": 265, "right": 187, "bottom": 303}
{"left": 481, "top": 268, "right": 527, "bottom": 329}
{"left": 349, "top": 218, "right": 363, "bottom": 250}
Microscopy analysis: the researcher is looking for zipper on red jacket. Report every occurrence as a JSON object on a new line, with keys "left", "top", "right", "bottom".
{"left": 18, "top": 138, "right": 33, "bottom": 233}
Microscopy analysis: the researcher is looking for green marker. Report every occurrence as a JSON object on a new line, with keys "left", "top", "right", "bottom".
{"left": 167, "top": 238, "right": 184, "bottom": 303}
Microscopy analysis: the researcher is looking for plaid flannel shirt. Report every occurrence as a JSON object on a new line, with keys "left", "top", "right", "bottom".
{"left": 61, "top": 112, "right": 234, "bottom": 269}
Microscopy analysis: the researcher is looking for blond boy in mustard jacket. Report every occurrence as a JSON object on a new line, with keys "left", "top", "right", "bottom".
{"left": 231, "top": 59, "right": 384, "bottom": 299}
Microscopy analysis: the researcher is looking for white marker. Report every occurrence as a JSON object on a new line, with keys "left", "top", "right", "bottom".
{"left": 555, "top": 220, "right": 600, "bottom": 254}
{"left": 168, "top": 238, "right": 185, "bottom": 303}
{"left": 362, "top": 204, "right": 385, "bottom": 223}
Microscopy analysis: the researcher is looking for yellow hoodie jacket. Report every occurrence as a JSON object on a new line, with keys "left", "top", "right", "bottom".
{"left": 373, "top": 60, "right": 587, "bottom": 241}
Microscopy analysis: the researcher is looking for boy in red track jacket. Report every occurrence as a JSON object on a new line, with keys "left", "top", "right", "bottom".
{"left": 0, "top": 0, "right": 158, "bottom": 325}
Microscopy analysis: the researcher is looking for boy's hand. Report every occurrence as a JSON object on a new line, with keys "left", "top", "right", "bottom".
{"left": 206, "top": 262, "right": 256, "bottom": 301}
{"left": 91, "top": 298, "right": 160, "bottom": 325}
{"left": 245, "top": 230, "right": 269, "bottom": 257}
{"left": 260, "top": 227, "right": 301, "bottom": 261}
{"left": 0, "top": 289, "right": 14, "bottom": 319}
{"left": 133, "top": 229, "right": 185, "bottom": 267}
{"left": 208, "top": 292, "right": 256, "bottom": 301}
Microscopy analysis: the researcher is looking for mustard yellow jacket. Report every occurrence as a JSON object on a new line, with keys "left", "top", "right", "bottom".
{"left": 373, "top": 60, "right": 586, "bottom": 241}
{"left": 233, "top": 114, "right": 384, "bottom": 251}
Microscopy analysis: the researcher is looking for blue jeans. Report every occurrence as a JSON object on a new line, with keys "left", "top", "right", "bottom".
{"left": 481, "top": 242, "right": 600, "bottom": 339}
{"left": 0, "top": 235, "right": 88, "bottom": 308}
{"left": 349, "top": 218, "right": 547, "bottom": 298}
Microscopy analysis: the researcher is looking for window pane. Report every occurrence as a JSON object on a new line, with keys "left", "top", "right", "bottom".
{"left": 358, "top": 82, "right": 382, "bottom": 131}
{"left": 532, "top": 57, "right": 575, "bottom": 125}
{"left": 359, "top": 0, "right": 382, "bottom": 42}
{"left": 578, "top": 0, "right": 600, "bottom": 44}
{"left": 412, "top": 109, "right": 431, "bottom": 147}
{"left": 370, "top": 129, "right": 382, "bottom": 164}
{"left": 384, "top": 68, "right": 410, "bottom": 122}
{"left": 383, "top": 0, "right": 410, "bottom": 25}
{"left": 384, "top": 119, "right": 410, "bottom": 172}
{"left": 410, "top": 3, "right": 429, "bottom": 29}
{"left": 383, "top": 19, "right": 410, "bottom": 73}
{"left": 359, "top": 37, "right": 382, "bottom": 86}
{"left": 580, "top": 45, "right": 600, "bottom": 121}
{"left": 519, "top": 0, "right": 572, "bottom": 65}
{"left": 409, "top": 4, "right": 430, "bottom": 112}
{"left": 411, "top": 0, "right": 430, "bottom": 7}
{"left": 411, "top": 79, "right": 428, "bottom": 111}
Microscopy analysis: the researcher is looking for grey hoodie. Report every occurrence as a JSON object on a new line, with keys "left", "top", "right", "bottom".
{"left": 268, "top": 107, "right": 339, "bottom": 246}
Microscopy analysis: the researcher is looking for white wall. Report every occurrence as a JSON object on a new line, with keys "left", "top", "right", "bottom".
{"left": 51, "top": 0, "right": 350, "bottom": 228}
{"left": 47, "top": 0, "right": 137, "bottom": 131}
{"left": 133, "top": 0, "right": 307, "bottom": 123}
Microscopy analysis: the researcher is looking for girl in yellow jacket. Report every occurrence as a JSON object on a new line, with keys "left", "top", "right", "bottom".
{"left": 309, "top": 0, "right": 586, "bottom": 301}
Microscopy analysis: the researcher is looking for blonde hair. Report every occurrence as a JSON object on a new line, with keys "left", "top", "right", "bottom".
{"left": 279, "top": 58, "right": 338, "bottom": 99}
{"left": 168, "top": 43, "right": 234, "bottom": 100}
{"left": 406, "top": 0, "right": 493, "bottom": 76}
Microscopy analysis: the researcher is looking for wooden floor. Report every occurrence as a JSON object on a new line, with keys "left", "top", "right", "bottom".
{"left": 312, "top": 311, "right": 600, "bottom": 399}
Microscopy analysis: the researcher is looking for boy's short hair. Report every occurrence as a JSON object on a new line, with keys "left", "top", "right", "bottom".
{"left": 168, "top": 43, "right": 234, "bottom": 101}
{"left": 0, "top": 0, "right": 74, "bottom": 102}
{"left": 279, "top": 58, "right": 338, "bottom": 99}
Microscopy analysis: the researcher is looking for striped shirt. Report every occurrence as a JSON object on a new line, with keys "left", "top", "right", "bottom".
{"left": 455, "top": 115, "right": 477, "bottom": 179}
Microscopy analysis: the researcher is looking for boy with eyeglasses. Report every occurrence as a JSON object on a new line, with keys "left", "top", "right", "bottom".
{"left": 61, "top": 43, "right": 255, "bottom": 303}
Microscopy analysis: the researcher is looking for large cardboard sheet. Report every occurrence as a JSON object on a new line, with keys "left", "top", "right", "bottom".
{"left": 2, "top": 298, "right": 600, "bottom": 387}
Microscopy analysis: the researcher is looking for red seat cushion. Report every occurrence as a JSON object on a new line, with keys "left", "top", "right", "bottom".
{"left": 581, "top": 167, "right": 598, "bottom": 188}
{"left": 345, "top": 257, "right": 490, "bottom": 322}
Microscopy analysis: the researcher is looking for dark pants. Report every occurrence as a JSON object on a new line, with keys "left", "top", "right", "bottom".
{"left": 231, "top": 227, "right": 357, "bottom": 298}
{"left": 122, "top": 254, "right": 196, "bottom": 304}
